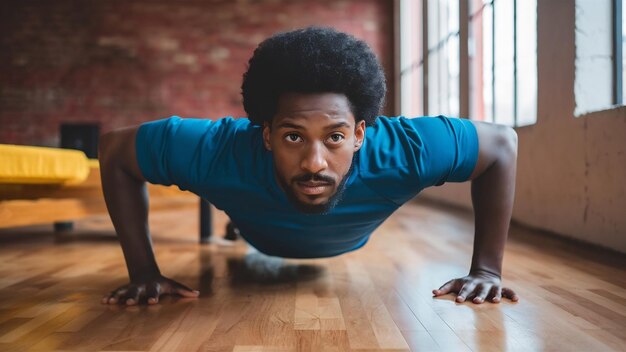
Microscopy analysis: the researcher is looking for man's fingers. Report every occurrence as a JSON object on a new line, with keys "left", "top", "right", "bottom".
{"left": 106, "top": 288, "right": 128, "bottom": 304}
{"left": 170, "top": 280, "right": 194, "bottom": 292}
{"left": 174, "top": 287, "right": 200, "bottom": 298}
{"left": 173, "top": 283, "right": 200, "bottom": 298}
{"left": 433, "top": 280, "right": 455, "bottom": 296}
{"left": 146, "top": 282, "right": 161, "bottom": 305}
{"left": 472, "top": 284, "right": 491, "bottom": 304}
{"left": 456, "top": 282, "right": 477, "bottom": 303}
{"left": 104, "top": 278, "right": 201, "bottom": 306}
{"left": 502, "top": 287, "right": 519, "bottom": 302}
{"left": 165, "top": 278, "right": 200, "bottom": 298}
{"left": 491, "top": 287, "right": 503, "bottom": 303}
{"left": 123, "top": 286, "right": 142, "bottom": 306}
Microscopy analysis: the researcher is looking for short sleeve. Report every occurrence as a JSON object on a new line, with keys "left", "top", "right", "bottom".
{"left": 358, "top": 116, "right": 478, "bottom": 204}
{"left": 410, "top": 116, "right": 479, "bottom": 187}
{"left": 134, "top": 116, "right": 256, "bottom": 194}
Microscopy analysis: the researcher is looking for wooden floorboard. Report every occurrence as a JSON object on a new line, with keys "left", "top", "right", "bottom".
{"left": 0, "top": 198, "right": 625, "bottom": 351}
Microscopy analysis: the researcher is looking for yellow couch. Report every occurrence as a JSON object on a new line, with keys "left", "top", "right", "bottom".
{"left": 0, "top": 144, "right": 198, "bottom": 230}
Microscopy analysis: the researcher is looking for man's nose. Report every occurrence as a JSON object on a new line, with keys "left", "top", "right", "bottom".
{"left": 301, "top": 142, "right": 328, "bottom": 174}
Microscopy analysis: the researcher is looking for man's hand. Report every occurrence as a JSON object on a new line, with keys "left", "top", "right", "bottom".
{"left": 432, "top": 270, "right": 519, "bottom": 304}
{"left": 102, "top": 275, "right": 199, "bottom": 306}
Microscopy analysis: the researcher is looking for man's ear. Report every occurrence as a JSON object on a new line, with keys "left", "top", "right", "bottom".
{"left": 262, "top": 122, "right": 272, "bottom": 151}
{"left": 354, "top": 120, "right": 365, "bottom": 151}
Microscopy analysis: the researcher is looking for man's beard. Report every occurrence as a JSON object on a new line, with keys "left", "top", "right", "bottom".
{"left": 276, "top": 159, "right": 355, "bottom": 215}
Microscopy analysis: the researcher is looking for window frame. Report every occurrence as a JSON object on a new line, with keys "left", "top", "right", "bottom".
{"left": 399, "top": 0, "right": 537, "bottom": 127}
{"left": 426, "top": 0, "right": 461, "bottom": 118}
{"left": 468, "top": 0, "right": 536, "bottom": 127}
{"left": 613, "top": 0, "right": 623, "bottom": 105}
{"left": 398, "top": 0, "right": 426, "bottom": 117}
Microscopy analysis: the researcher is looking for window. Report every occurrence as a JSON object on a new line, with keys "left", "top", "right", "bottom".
{"left": 428, "top": 0, "right": 460, "bottom": 117}
{"left": 468, "top": 0, "right": 537, "bottom": 126}
{"left": 623, "top": 0, "right": 625, "bottom": 102}
{"left": 616, "top": 0, "right": 625, "bottom": 104}
{"left": 399, "top": 0, "right": 424, "bottom": 117}
{"left": 574, "top": 0, "right": 625, "bottom": 114}
{"left": 399, "top": 0, "right": 537, "bottom": 127}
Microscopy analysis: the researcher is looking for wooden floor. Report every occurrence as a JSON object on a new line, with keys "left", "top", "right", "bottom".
{"left": 0, "top": 198, "right": 625, "bottom": 352}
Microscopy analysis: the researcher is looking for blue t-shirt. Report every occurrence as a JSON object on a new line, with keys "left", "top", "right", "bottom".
{"left": 135, "top": 116, "right": 478, "bottom": 258}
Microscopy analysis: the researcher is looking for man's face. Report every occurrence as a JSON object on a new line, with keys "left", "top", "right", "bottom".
{"left": 263, "top": 92, "right": 365, "bottom": 214}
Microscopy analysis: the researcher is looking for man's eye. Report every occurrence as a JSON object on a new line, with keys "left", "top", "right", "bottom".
{"left": 285, "top": 134, "right": 302, "bottom": 143}
{"left": 328, "top": 134, "right": 345, "bottom": 143}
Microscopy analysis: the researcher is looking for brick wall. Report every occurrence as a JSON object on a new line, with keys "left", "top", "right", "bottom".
{"left": 0, "top": 0, "right": 394, "bottom": 146}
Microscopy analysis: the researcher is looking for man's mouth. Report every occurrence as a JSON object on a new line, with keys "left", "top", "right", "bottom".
{"left": 296, "top": 181, "right": 332, "bottom": 195}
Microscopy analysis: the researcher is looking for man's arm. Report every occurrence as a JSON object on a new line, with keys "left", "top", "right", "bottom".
{"left": 99, "top": 126, "right": 199, "bottom": 305}
{"left": 432, "top": 121, "right": 520, "bottom": 304}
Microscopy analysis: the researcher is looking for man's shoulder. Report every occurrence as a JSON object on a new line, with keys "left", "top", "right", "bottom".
{"left": 366, "top": 115, "right": 460, "bottom": 140}
{"left": 360, "top": 115, "right": 454, "bottom": 173}
{"left": 359, "top": 116, "right": 417, "bottom": 172}
{"left": 159, "top": 116, "right": 261, "bottom": 140}
{"left": 156, "top": 115, "right": 255, "bottom": 128}
{"left": 366, "top": 115, "right": 416, "bottom": 134}
{"left": 363, "top": 115, "right": 415, "bottom": 145}
{"left": 186, "top": 116, "right": 255, "bottom": 130}
{"left": 141, "top": 115, "right": 263, "bottom": 154}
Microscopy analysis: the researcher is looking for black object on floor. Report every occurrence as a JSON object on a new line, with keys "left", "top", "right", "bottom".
{"left": 200, "top": 198, "right": 212, "bottom": 243}
{"left": 53, "top": 221, "right": 74, "bottom": 232}
{"left": 60, "top": 123, "right": 100, "bottom": 158}
{"left": 225, "top": 221, "right": 240, "bottom": 241}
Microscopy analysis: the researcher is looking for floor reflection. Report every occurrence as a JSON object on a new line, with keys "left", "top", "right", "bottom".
{"left": 226, "top": 249, "right": 326, "bottom": 286}
{"left": 197, "top": 247, "right": 216, "bottom": 295}
{"left": 473, "top": 305, "right": 507, "bottom": 351}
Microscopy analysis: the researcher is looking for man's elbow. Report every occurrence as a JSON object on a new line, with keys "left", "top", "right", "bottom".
{"left": 99, "top": 129, "right": 132, "bottom": 171}
{"left": 98, "top": 131, "right": 119, "bottom": 165}
{"left": 98, "top": 127, "right": 145, "bottom": 181}
{"left": 496, "top": 126, "right": 518, "bottom": 160}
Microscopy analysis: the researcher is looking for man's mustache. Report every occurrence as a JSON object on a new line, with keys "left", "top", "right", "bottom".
{"left": 292, "top": 173, "right": 335, "bottom": 185}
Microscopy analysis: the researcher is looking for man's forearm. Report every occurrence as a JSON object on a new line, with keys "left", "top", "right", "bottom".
{"left": 99, "top": 130, "right": 161, "bottom": 282}
{"left": 432, "top": 123, "right": 519, "bottom": 303}
{"left": 469, "top": 133, "right": 517, "bottom": 277}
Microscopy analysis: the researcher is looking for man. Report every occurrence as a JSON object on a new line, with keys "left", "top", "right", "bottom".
{"left": 99, "top": 27, "right": 519, "bottom": 306}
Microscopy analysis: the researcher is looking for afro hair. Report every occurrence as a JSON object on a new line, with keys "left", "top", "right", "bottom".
{"left": 241, "top": 27, "right": 386, "bottom": 126}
